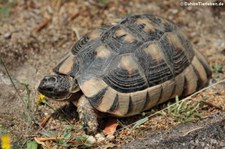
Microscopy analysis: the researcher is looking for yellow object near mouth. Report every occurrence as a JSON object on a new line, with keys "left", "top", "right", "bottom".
{"left": 36, "top": 94, "right": 47, "bottom": 105}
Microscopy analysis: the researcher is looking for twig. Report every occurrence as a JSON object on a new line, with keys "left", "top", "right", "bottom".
{"left": 72, "top": 26, "right": 80, "bottom": 40}
{"left": 40, "top": 115, "right": 51, "bottom": 127}
{"left": 201, "top": 101, "right": 223, "bottom": 110}
{"left": 68, "top": 11, "right": 80, "bottom": 21}
{"left": 68, "top": 140, "right": 80, "bottom": 145}
{"left": 33, "top": 18, "right": 51, "bottom": 32}
{"left": 23, "top": 135, "right": 38, "bottom": 138}
{"left": 47, "top": 144, "right": 51, "bottom": 149}
{"left": 35, "top": 137, "right": 80, "bottom": 146}
{"left": 182, "top": 126, "right": 203, "bottom": 136}
{"left": 68, "top": 7, "right": 88, "bottom": 22}
{"left": 35, "top": 137, "right": 63, "bottom": 142}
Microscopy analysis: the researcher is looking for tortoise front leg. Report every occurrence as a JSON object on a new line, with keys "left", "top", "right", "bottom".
{"left": 75, "top": 95, "right": 98, "bottom": 135}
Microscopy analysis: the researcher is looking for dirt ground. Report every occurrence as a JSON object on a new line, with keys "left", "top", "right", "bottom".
{"left": 0, "top": 0, "right": 225, "bottom": 148}
{"left": 122, "top": 111, "right": 225, "bottom": 149}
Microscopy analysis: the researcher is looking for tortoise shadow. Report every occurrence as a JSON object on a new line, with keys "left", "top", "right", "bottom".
{"left": 51, "top": 102, "right": 79, "bottom": 122}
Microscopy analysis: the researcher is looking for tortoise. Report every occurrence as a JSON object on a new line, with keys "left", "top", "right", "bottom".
{"left": 38, "top": 14, "right": 211, "bottom": 134}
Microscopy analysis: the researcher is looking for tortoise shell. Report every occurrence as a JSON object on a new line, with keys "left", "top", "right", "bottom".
{"left": 54, "top": 14, "right": 211, "bottom": 117}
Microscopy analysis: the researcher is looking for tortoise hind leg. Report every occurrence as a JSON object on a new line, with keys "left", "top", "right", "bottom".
{"left": 76, "top": 95, "right": 98, "bottom": 134}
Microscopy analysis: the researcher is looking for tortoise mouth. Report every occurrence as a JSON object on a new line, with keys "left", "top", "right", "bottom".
{"left": 38, "top": 75, "right": 72, "bottom": 100}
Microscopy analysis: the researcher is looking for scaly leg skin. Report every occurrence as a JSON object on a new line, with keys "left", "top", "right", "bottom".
{"left": 75, "top": 95, "right": 98, "bottom": 135}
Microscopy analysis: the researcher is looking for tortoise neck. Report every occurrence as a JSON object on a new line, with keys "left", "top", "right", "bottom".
{"left": 66, "top": 90, "right": 83, "bottom": 102}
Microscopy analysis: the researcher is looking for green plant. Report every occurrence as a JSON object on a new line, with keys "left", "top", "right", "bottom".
{"left": 26, "top": 141, "right": 38, "bottom": 149}
{"left": 57, "top": 125, "right": 73, "bottom": 147}
{"left": 19, "top": 81, "right": 33, "bottom": 121}
{"left": 0, "top": 125, "right": 9, "bottom": 137}
{"left": 97, "top": 0, "right": 108, "bottom": 5}
{"left": 0, "top": 0, "right": 15, "bottom": 17}
{"left": 161, "top": 96, "right": 204, "bottom": 123}
{"left": 211, "top": 64, "right": 223, "bottom": 78}
{"left": 132, "top": 117, "right": 148, "bottom": 128}
{"left": 38, "top": 125, "right": 90, "bottom": 148}
{"left": 91, "top": 0, "right": 108, "bottom": 7}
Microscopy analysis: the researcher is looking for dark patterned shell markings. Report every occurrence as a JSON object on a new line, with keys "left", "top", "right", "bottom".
{"left": 54, "top": 14, "right": 211, "bottom": 117}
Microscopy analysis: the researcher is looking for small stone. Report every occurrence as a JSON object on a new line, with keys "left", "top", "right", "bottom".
{"left": 210, "top": 139, "right": 218, "bottom": 144}
{"left": 200, "top": 142, "right": 205, "bottom": 147}
{"left": 219, "top": 142, "right": 225, "bottom": 146}
{"left": 195, "top": 139, "right": 199, "bottom": 144}
{"left": 86, "top": 136, "right": 96, "bottom": 145}
{"left": 97, "top": 136, "right": 105, "bottom": 143}
{"left": 95, "top": 133, "right": 104, "bottom": 139}
{"left": 171, "top": 9, "right": 178, "bottom": 14}
{"left": 95, "top": 133, "right": 105, "bottom": 142}
{"left": 106, "top": 134, "right": 115, "bottom": 141}
{"left": 4, "top": 32, "right": 12, "bottom": 39}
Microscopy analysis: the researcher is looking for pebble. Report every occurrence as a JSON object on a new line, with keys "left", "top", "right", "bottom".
{"left": 106, "top": 134, "right": 115, "bottom": 141}
{"left": 4, "top": 32, "right": 12, "bottom": 39}
{"left": 86, "top": 136, "right": 96, "bottom": 144}
{"left": 219, "top": 142, "right": 225, "bottom": 146}
{"left": 171, "top": 9, "right": 178, "bottom": 14}
{"left": 210, "top": 139, "right": 218, "bottom": 144}
{"left": 97, "top": 137, "right": 105, "bottom": 142}
{"left": 95, "top": 133, "right": 103, "bottom": 139}
{"left": 95, "top": 133, "right": 105, "bottom": 142}
{"left": 195, "top": 139, "right": 199, "bottom": 144}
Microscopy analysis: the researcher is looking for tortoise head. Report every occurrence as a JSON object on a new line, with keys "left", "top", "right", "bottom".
{"left": 38, "top": 75, "right": 80, "bottom": 100}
